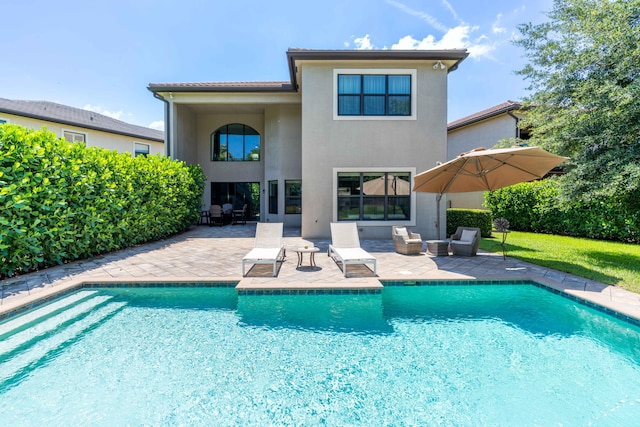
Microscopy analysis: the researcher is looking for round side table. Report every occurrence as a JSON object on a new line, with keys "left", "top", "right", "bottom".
{"left": 294, "top": 247, "right": 320, "bottom": 267}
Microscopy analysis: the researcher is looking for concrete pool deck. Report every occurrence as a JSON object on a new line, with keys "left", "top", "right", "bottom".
{"left": 2, "top": 223, "right": 639, "bottom": 322}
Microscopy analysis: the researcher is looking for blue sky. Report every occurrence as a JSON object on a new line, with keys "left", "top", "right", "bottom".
{"left": 1, "top": 0, "right": 553, "bottom": 131}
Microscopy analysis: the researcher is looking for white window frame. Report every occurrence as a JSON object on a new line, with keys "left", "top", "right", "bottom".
{"left": 134, "top": 142, "right": 150, "bottom": 157}
{"left": 62, "top": 129, "right": 87, "bottom": 144}
{"left": 332, "top": 167, "right": 417, "bottom": 226}
{"left": 333, "top": 68, "right": 417, "bottom": 121}
{"left": 0, "top": 117, "right": 9, "bottom": 124}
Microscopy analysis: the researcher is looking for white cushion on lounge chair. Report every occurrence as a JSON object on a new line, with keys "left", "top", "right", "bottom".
{"left": 460, "top": 229, "right": 477, "bottom": 242}
{"left": 242, "top": 223, "right": 285, "bottom": 277}
{"left": 328, "top": 222, "right": 377, "bottom": 277}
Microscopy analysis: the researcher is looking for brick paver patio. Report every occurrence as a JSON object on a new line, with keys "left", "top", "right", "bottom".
{"left": 2, "top": 223, "right": 639, "bottom": 321}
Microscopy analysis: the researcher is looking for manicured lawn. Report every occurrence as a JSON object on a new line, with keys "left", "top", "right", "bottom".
{"left": 480, "top": 231, "right": 640, "bottom": 294}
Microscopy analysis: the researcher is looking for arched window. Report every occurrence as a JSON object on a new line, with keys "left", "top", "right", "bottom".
{"left": 211, "top": 124, "right": 260, "bottom": 161}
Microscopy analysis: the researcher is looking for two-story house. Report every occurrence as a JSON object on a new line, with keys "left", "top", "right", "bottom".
{"left": 0, "top": 98, "right": 164, "bottom": 156}
{"left": 149, "top": 48, "right": 468, "bottom": 239}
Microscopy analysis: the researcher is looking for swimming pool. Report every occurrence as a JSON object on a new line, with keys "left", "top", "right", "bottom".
{"left": 1, "top": 283, "right": 640, "bottom": 425}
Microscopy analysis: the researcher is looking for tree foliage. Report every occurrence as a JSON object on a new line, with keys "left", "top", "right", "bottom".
{"left": 515, "top": 0, "right": 640, "bottom": 209}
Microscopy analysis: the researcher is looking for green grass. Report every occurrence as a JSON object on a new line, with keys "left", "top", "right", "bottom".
{"left": 480, "top": 231, "right": 640, "bottom": 294}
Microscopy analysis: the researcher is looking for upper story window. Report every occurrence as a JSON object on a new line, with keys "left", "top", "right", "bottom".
{"left": 0, "top": 118, "right": 7, "bottom": 124}
{"left": 334, "top": 69, "right": 416, "bottom": 120}
{"left": 211, "top": 123, "right": 260, "bottom": 161}
{"left": 63, "top": 130, "right": 86, "bottom": 143}
{"left": 338, "top": 74, "right": 411, "bottom": 116}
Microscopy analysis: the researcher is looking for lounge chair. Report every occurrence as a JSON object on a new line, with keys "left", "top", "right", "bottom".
{"left": 242, "top": 222, "right": 286, "bottom": 276}
{"left": 328, "top": 222, "right": 377, "bottom": 277}
{"left": 209, "top": 205, "right": 224, "bottom": 227}
{"left": 392, "top": 226, "right": 423, "bottom": 254}
{"left": 449, "top": 226, "right": 481, "bottom": 256}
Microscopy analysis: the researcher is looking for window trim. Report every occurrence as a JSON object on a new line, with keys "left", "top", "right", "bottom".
{"left": 333, "top": 69, "right": 417, "bottom": 121}
{"left": 133, "top": 142, "right": 150, "bottom": 157}
{"left": 268, "top": 180, "right": 278, "bottom": 214}
{"left": 62, "top": 129, "right": 87, "bottom": 144}
{"left": 333, "top": 167, "right": 416, "bottom": 226}
{"left": 284, "top": 179, "right": 302, "bottom": 215}
{"left": 210, "top": 123, "right": 261, "bottom": 162}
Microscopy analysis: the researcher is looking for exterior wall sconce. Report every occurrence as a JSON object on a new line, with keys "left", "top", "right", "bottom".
{"left": 433, "top": 61, "right": 446, "bottom": 71}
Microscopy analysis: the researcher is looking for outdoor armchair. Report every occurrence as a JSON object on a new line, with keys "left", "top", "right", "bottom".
{"left": 392, "top": 226, "right": 423, "bottom": 255}
{"left": 449, "top": 227, "right": 480, "bottom": 256}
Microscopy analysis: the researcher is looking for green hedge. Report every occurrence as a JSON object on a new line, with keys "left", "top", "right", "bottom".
{"left": 0, "top": 124, "right": 205, "bottom": 278}
{"left": 484, "top": 178, "right": 640, "bottom": 243}
{"left": 446, "top": 208, "right": 493, "bottom": 237}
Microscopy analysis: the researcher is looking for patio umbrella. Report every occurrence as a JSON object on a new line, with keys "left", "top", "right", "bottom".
{"left": 413, "top": 146, "right": 568, "bottom": 237}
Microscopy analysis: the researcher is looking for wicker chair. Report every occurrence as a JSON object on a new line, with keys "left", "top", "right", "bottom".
{"left": 449, "top": 227, "right": 480, "bottom": 256}
{"left": 392, "top": 226, "right": 423, "bottom": 255}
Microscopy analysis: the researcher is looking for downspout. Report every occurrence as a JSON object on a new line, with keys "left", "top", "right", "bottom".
{"left": 507, "top": 111, "right": 520, "bottom": 139}
{"left": 153, "top": 92, "right": 172, "bottom": 158}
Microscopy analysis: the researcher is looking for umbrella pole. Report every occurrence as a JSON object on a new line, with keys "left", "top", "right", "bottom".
{"left": 436, "top": 193, "right": 442, "bottom": 239}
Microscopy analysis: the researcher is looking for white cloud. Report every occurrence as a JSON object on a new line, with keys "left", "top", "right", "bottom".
{"left": 386, "top": 0, "right": 449, "bottom": 33}
{"left": 441, "top": 0, "right": 458, "bottom": 20}
{"left": 353, "top": 34, "right": 375, "bottom": 50}
{"left": 388, "top": 25, "right": 496, "bottom": 59}
{"left": 149, "top": 120, "right": 164, "bottom": 131}
{"left": 83, "top": 104, "right": 125, "bottom": 120}
{"left": 492, "top": 13, "right": 506, "bottom": 34}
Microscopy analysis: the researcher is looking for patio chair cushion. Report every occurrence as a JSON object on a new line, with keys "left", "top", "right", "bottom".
{"left": 395, "top": 227, "right": 408, "bottom": 236}
{"left": 460, "top": 229, "right": 477, "bottom": 242}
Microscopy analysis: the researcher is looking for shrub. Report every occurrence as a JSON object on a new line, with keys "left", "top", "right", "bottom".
{"left": 0, "top": 124, "right": 205, "bottom": 278}
{"left": 446, "top": 208, "right": 493, "bottom": 237}
{"left": 484, "top": 178, "right": 640, "bottom": 243}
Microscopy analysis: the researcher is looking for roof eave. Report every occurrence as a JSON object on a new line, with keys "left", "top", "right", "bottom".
{"left": 447, "top": 102, "right": 525, "bottom": 131}
{"left": 286, "top": 48, "right": 469, "bottom": 92}
{"left": 0, "top": 108, "right": 164, "bottom": 142}
{"left": 147, "top": 84, "right": 295, "bottom": 94}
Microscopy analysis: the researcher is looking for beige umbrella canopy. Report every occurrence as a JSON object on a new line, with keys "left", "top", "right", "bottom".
{"left": 358, "top": 176, "right": 410, "bottom": 195}
{"left": 413, "top": 146, "right": 568, "bottom": 236}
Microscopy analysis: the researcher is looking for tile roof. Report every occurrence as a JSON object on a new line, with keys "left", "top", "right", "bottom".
{"left": 148, "top": 81, "right": 294, "bottom": 92}
{"left": 0, "top": 98, "right": 164, "bottom": 142}
{"left": 448, "top": 100, "right": 523, "bottom": 131}
{"left": 148, "top": 48, "right": 470, "bottom": 95}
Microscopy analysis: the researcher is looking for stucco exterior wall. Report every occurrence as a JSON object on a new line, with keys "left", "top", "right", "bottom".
{"left": 299, "top": 60, "right": 449, "bottom": 239}
{"left": 263, "top": 104, "right": 302, "bottom": 226}
{"left": 173, "top": 104, "right": 198, "bottom": 164}
{"left": 0, "top": 113, "right": 164, "bottom": 155}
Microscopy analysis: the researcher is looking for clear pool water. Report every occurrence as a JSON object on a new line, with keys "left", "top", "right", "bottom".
{"left": 1, "top": 284, "right": 640, "bottom": 425}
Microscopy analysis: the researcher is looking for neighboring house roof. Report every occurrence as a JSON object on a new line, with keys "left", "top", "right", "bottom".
{"left": 148, "top": 48, "right": 469, "bottom": 94}
{"left": 0, "top": 98, "right": 164, "bottom": 142}
{"left": 447, "top": 100, "right": 523, "bottom": 131}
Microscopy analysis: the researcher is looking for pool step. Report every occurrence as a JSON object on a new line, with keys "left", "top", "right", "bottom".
{"left": 0, "top": 290, "right": 100, "bottom": 338}
{"left": 0, "top": 294, "right": 114, "bottom": 358}
{"left": 0, "top": 300, "right": 126, "bottom": 385}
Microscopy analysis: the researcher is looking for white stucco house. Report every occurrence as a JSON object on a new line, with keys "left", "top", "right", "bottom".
{"left": 148, "top": 48, "right": 469, "bottom": 239}
{"left": 446, "top": 100, "right": 528, "bottom": 209}
{"left": 0, "top": 98, "right": 164, "bottom": 156}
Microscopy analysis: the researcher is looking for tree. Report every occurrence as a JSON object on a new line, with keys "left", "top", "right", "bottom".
{"left": 515, "top": 0, "right": 640, "bottom": 209}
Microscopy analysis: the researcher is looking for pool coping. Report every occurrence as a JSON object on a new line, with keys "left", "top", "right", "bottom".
{"left": 2, "top": 274, "right": 640, "bottom": 326}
